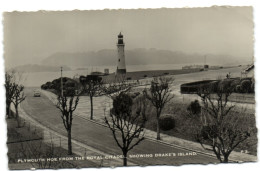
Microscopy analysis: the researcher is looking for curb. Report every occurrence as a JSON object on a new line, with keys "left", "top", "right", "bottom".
{"left": 15, "top": 104, "right": 136, "bottom": 167}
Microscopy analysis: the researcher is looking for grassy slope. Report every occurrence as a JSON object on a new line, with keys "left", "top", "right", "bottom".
{"left": 139, "top": 100, "right": 257, "bottom": 156}
{"left": 6, "top": 114, "right": 97, "bottom": 170}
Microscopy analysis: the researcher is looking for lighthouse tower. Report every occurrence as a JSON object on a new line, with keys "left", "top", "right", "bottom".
{"left": 116, "top": 32, "right": 126, "bottom": 74}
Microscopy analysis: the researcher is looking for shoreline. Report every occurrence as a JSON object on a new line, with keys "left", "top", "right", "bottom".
{"left": 101, "top": 67, "right": 231, "bottom": 83}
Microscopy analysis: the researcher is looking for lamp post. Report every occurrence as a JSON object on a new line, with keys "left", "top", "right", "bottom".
{"left": 61, "top": 67, "right": 63, "bottom": 97}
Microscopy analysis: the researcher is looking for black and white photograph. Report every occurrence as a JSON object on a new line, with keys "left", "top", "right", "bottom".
{"left": 1, "top": 2, "right": 258, "bottom": 170}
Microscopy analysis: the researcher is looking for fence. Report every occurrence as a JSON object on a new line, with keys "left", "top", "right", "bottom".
{"left": 7, "top": 106, "right": 120, "bottom": 168}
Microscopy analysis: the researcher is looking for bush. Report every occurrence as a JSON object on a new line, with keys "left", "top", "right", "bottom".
{"left": 251, "top": 82, "right": 255, "bottom": 93}
{"left": 230, "top": 79, "right": 240, "bottom": 88}
{"left": 41, "top": 84, "right": 48, "bottom": 90}
{"left": 201, "top": 125, "right": 217, "bottom": 140}
{"left": 235, "top": 85, "right": 241, "bottom": 93}
{"left": 113, "top": 93, "right": 133, "bottom": 117}
{"left": 218, "top": 79, "right": 234, "bottom": 92}
{"left": 65, "top": 81, "right": 75, "bottom": 87}
{"left": 240, "top": 80, "right": 252, "bottom": 93}
{"left": 159, "top": 114, "right": 175, "bottom": 131}
{"left": 127, "top": 77, "right": 132, "bottom": 80}
{"left": 143, "top": 75, "right": 147, "bottom": 78}
{"left": 208, "top": 81, "right": 219, "bottom": 93}
{"left": 187, "top": 100, "right": 201, "bottom": 116}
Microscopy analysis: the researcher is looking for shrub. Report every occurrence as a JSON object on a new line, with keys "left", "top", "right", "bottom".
{"left": 164, "top": 72, "right": 169, "bottom": 75}
{"left": 201, "top": 125, "right": 217, "bottom": 140}
{"left": 41, "top": 84, "right": 48, "bottom": 90}
{"left": 230, "top": 79, "right": 240, "bottom": 88}
{"left": 143, "top": 75, "right": 147, "bottom": 78}
{"left": 251, "top": 82, "right": 255, "bottom": 93}
{"left": 159, "top": 114, "right": 175, "bottom": 131}
{"left": 65, "top": 81, "right": 75, "bottom": 87}
{"left": 62, "top": 77, "right": 68, "bottom": 82}
{"left": 208, "top": 81, "right": 219, "bottom": 93}
{"left": 218, "top": 79, "right": 234, "bottom": 92}
{"left": 127, "top": 77, "right": 132, "bottom": 80}
{"left": 240, "top": 80, "right": 252, "bottom": 93}
{"left": 187, "top": 100, "right": 201, "bottom": 116}
{"left": 235, "top": 85, "right": 241, "bottom": 93}
{"left": 46, "top": 81, "right": 52, "bottom": 86}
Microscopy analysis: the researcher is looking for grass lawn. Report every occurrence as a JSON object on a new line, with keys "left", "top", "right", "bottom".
{"left": 6, "top": 114, "right": 98, "bottom": 170}
{"left": 140, "top": 100, "right": 257, "bottom": 156}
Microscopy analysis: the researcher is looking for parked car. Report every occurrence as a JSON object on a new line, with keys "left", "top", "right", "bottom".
{"left": 33, "top": 90, "right": 41, "bottom": 97}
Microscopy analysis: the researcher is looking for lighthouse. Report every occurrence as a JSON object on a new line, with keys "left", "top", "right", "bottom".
{"left": 116, "top": 32, "right": 126, "bottom": 74}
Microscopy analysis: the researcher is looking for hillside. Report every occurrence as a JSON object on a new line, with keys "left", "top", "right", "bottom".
{"left": 10, "top": 64, "right": 71, "bottom": 73}
{"left": 41, "top": 49, "right": 248, "bottom": 67}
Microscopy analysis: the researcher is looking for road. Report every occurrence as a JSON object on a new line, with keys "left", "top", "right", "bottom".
{"left": 21, "top": 88, "right": 218, "bottom": 166}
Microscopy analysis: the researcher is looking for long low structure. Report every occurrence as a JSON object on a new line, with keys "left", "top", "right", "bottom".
{"left": 180, "top": 80, "right": 217, "bottom": 94}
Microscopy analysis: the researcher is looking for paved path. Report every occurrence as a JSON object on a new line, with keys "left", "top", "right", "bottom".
{"left": 21, "top": 88, "right": 219, "bottom": 166}
{"left": 42, "top": 89, "right": 257, "bottom": 163}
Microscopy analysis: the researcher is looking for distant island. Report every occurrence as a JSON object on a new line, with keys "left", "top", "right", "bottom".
{"left": 40, "top": 48, "right": 249, "bottom": 67}
{"left": 10, "top": 64, "right": 71, "bottom": 73}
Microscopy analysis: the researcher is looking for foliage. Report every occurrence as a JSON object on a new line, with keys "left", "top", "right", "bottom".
{"left": 240, "top": 80, "right": 252, "bottom": 93}
{"left": 134, "top": 97, "right": 256, "bottom": 156}
{"left": 200, "top": 125, "right": 217, "bottom": 140}
{"left": 105, "top": 92, "right": 146, "bottom": 166}
{"left": 41, "top": 77, "right": 79, "bottom": 95}
{"left": 251, "top": 82, "right": 254, "bottom": 93}
{"left": 159, "top": 114, "right": 175, "bottom": 131}
{"left": 235, "top": 85, "right": 241, "bottom": 93}
{"left": 144, "top": 76, "right": 174, "bottom": 140}
{"left": 187, "top": 100, "right": 201, "bottom": 116}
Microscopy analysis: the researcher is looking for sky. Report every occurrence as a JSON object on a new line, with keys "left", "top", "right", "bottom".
{"left": 3, "top": 6, "right": 253, "bottom": 68}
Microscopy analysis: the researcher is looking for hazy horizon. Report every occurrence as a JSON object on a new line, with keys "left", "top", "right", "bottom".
{"left": 4, "top": 7, "right": 254, "bottom": 68}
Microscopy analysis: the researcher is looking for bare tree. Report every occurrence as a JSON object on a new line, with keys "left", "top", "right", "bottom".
{"left": 101, "top": 75, "right": 132, "bottom": 99}
{"left": 105, "top": 92, "right": 146, "bottom": 166}
{"left": 193, "top": 82, "right": 250, "bottom": 163}
{"left": 5, "top": 71, "right": 16, "bottom": 118}
{"left": 11, "top": 84, "right": 26, "bottom": 128}
{"left": 19, "top": 139, "right": 76, "bottom": 169}
{"left": 144, "top": 76, "right": 174, "bottom": 140}
{"left": 56, "top": 90, "right": 79, "bottom": 155}
{"left": 80, "top": 75, "right": 102, "bottom": 120}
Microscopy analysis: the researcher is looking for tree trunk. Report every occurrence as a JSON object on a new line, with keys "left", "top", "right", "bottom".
{"left": 223, "top": 155, "right": 229, "bottom": 163}
{"left": 6, "top": 102, "right": 11, "bottom": 118}
{"left": 15, "top": 105, "right": 21, "bottom": 128}
{"left": 156, "top": 116, "right": 160, "bottom": 140}
{"left": 90, "top": 96, "right": 93, "bottom": 120}
{"left": 123, "top": 151, "right": 127, "bottom": 166}
{"left": 67, "top": 129, "right": 72, "bottom": 155}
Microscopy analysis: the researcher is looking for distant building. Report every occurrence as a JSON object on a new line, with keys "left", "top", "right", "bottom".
{"left": 241, "top": 64, "right": 254, "bottom": 78}
{"left": 104, "top": 69, "right": 109, "bottom": 75}
{"left": 204, "top": 65, "right": 209, "bottom": 69}
{"left": 116, "top": 32, "right": 126, "bottom": 74}
{"left": 182, "top": 65, "right": 204, "bottom": 70}
{"left": 90, "top": 71, "right": 104, "bottom": 76}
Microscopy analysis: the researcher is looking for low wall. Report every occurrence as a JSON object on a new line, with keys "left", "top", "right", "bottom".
{"left": 180, "top": 80, "right": 217, "bottom": 94}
